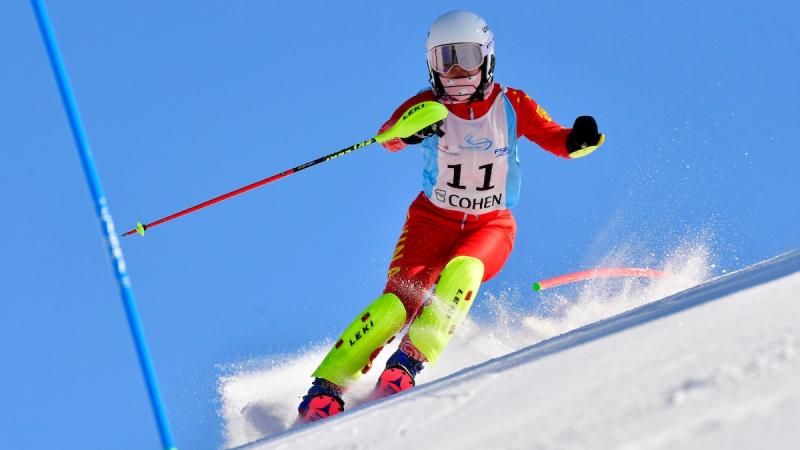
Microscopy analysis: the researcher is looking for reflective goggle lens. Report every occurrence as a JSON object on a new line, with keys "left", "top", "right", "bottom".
{"left": 429, "top": 43, "right": 484, "bottom": 74}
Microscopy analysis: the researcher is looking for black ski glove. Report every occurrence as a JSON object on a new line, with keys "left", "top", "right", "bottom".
{"left": 566, "top": 116, "right": 602, "bottom": 153}
{"left": 401, "top": 120, "right": 445, "bottom": 145}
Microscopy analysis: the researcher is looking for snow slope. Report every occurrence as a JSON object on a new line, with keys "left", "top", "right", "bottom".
{"left": 222, "top": 248, "right": 800, "bottom": 449}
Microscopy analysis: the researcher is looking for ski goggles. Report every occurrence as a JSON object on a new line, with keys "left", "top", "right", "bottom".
{"left": 427, "top": 42, "right": 489, "bottom": 74}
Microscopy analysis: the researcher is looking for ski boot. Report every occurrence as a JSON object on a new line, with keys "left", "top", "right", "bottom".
{"left": 373, "top": 350, "right": 424, "bottom": 399}
{"left": 298, "top": 378, "right": 345, "bottom": 423}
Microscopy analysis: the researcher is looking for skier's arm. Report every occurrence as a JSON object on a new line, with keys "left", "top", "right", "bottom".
{"left": 506, "top": 87, "right": 603, "bottom": 159}
{"left": 378, "top": 90, "right": 438, "bottom": 152}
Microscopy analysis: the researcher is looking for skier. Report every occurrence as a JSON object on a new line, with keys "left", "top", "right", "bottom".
{"left": 298, "top": 10, "right": 604, "bottom": 422}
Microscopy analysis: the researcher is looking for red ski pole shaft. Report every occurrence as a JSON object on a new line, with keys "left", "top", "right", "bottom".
{"left": 122, "top": 137, "right": 375, "bottom": 237}
{"left": 122, "top": 100, "right": 449, "bottom": 237}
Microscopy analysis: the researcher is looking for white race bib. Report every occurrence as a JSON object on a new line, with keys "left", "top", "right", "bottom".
{"left": 420, "top": 89, "right": 520, "bottom": 215}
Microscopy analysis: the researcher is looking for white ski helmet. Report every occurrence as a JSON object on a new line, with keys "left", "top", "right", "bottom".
{"left": 426, "top": 11, "right": 495, "bottom": 101}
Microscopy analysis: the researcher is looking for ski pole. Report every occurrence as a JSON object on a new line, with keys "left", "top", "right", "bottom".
{"left": 123, "top": 101, "right": 447, "bottom": 237}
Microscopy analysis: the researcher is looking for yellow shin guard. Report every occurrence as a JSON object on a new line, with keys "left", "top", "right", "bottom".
{"left": 408, "top": 256, "right": 484, "bottom": 365}
{"left": 312, "top": 293, "right": 407, "bottom": 387}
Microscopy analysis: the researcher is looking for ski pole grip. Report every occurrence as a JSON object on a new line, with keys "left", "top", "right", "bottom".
{"left": 375, "top": 101, "right": 448, "bottom": 143}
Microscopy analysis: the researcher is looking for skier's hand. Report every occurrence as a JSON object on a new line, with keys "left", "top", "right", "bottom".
{"left": 401, "top": 120, "right": 445, "bottom": 145}
{"left": 566, "top": 116, "right": 603, "bottom": 156}
{"left": 378, "top": 119, "right": 406, "bottom": 152}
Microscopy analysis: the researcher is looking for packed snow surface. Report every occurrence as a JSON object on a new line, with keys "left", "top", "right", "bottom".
{"left": 219, "top": 247, "right": 800, "bottom": 449}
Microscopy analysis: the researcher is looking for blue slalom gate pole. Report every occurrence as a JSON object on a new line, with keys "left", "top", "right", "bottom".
{"left": 30, "top": 1, "right": 177, "bottom": 448}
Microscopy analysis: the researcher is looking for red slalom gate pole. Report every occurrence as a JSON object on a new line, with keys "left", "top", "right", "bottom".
{"left": 533, "top": 267, "right": 666, "bottom": 291}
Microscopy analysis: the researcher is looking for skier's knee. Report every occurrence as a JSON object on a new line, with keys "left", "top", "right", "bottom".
{"left": 312, "top": 293, "right": 407, "bottom": 387}
{"left": 436, "top": 255, "right": 484, "bottom": 290}
{"left": 407, "top": 256, "right": 484, "bottom": 364}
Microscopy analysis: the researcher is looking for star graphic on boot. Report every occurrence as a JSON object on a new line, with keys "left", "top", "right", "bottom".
{"left": 388, "top": 374, "right": 405, "bottom": 390}
{"left": 316, "top": 397, "right": 333, "bottom": 416}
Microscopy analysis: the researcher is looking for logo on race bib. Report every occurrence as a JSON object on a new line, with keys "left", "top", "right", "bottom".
{"left": 432, "top": 191, "right": 503, "bottom": 211}
{"left": 459, "top": 134, "right": 493, "bottom": 151}
{"left": 494, "top": 146, "right": 509, "bottom": 156}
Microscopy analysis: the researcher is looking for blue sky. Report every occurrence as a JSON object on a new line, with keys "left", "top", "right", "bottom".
{"left": 2, "top": 1, "right": 799, "bottom": 449}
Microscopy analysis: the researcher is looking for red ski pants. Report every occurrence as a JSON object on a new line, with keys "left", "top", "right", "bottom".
{"left": 384, "top": 192, "right": 517, "bottom": 321}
